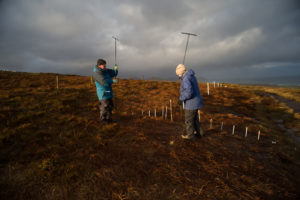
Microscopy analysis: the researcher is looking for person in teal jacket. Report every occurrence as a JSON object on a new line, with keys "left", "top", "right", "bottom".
{"left": 93, "top": 59, "right": 118, "bottom": 123}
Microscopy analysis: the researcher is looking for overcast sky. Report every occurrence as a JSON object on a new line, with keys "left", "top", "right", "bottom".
{"left": 0, "top": 0, "right": 300, "bottom": 82}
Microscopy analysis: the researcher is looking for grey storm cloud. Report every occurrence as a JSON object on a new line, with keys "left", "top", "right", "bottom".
{"left": 0, "top": 0, "right": 300, "bottom": 81}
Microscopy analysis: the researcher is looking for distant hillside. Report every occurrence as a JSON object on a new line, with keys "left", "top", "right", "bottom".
{"left": 228, "top": 75, "right": 300, "bottom": 86}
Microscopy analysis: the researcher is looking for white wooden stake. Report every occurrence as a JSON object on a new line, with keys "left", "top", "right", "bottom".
{"left": 221, "top": 122, "right": 223, "bottom": 131}
{"left": 154, "top": 108, "right": 156, "bottom": 118}
{"left": 207, "top": 82, "right": 210, "bottom": 95}
{"left": 149, "top": 110, "right": 150, "bottom": 117}
{"left": 210, "top": 118, "right": 213, "bottom": 129}
{"left": 213, "top": 81, "right": 216, "bottom": 88}
{"left": 232, "top": 125, "right": 235, "bottom": 135}
{"left": 170, "top": 99, "right": 173, "bottom": 121}
{"left": 245, "top": 127, "right": 248, "bottom": 138}
{"left": 258, "top": 130, "right": 261, "bottom": 141}
{"left": 56, "top": 75, "right": 59, "bottom": 89}
{"left": 198, "top": 110, "right": 201, "bottom": 122}
{"left": 165, "top": 106, "right": 168, "bottom": 119}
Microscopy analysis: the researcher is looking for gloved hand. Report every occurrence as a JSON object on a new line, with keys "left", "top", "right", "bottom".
{"left": 114, "top": 65, "right": 118, "bottom": 71}
{"left": 177, "top": 99, "right": 183, "bottom": 106}
{"left": 112, "top": 78, "right": 118, "bottom": 83}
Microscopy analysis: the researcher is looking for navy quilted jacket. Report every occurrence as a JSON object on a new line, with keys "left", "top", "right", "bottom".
{"left": 179, "top": 69, "right": 204, "bottom": 110}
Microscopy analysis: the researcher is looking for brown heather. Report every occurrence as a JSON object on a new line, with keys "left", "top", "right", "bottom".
{"left": 0, "top": 71, "right": 299, "bottom": 199}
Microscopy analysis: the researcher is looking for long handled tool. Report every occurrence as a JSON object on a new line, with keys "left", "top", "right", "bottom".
{"left": 112, "top": 36, "right": 119, "bottom": 110}
{"left": 112, "top": 36, "right": 119, "bottom": 83}
{"left": 181, "top": 32, "right": 197, "bottom": 65}
{"left": 112, "top": 36, "right": 119, "bottom": 69}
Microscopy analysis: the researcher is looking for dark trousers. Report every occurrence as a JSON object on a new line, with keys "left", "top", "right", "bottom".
{"left": 99, "top": 99, "right": 114, "bottom": 121}
{"left": 185, "top": 109, "right": 201, "bottom": 137}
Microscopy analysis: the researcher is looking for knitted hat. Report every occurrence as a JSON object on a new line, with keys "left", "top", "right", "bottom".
{"left": 97, "top": 59, "right": 106, "bottom": 66}
{"left": 176, "top": 64, "right": 186, "bottom": 76}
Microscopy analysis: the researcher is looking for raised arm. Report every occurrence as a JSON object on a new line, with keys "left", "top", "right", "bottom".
{"left": 108, "top": 67, "right": 118, "bottom": 77}
{"left": 93, "top": 68, "right": 112, "bottom": 86}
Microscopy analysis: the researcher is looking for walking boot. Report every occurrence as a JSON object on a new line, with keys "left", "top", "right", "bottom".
{"left": 181, "top": 134, "right": 196, "bottom": 140}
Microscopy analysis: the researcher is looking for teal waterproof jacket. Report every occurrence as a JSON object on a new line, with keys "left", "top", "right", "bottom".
{"left": 93, "top": 66, "right": 118, "bottom": 100}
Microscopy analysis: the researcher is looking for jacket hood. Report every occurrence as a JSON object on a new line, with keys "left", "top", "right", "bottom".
{"left": 184, "top": 69, "right": 195, "bottom": 78}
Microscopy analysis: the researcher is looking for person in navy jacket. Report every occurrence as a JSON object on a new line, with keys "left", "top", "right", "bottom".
{"left": 176, "top": 64, "right": 204, "bottom": 139}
